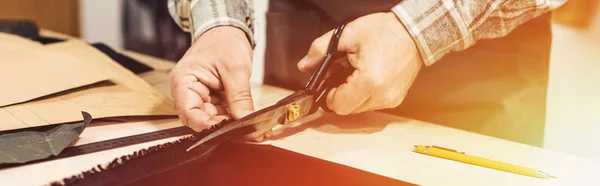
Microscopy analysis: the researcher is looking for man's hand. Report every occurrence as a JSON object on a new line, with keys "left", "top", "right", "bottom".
{"left": 298, "top": 12, "right": 423, "bottom": 115}
{"left": 170, "top": 26, "right": 255, "bottom": 131}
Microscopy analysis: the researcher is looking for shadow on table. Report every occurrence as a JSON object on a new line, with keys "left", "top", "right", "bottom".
{"left": 268, "top": 111, "right": 411, "bottom": 140}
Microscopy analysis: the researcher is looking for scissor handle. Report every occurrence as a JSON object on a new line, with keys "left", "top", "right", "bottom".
{"left": 305, "top": 19, "right": 352, "bottom": 93}
{"left": 313, "top": 61, "right": 354, "bottom": 112}
{"left": 305, "top": 19, "right": 355, "bottom": 113}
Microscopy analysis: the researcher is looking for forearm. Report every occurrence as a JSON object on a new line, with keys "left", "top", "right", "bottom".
{"left": 391, "top": 0, "right": 568, "bottom": 66}
{"left": 167, "top": 0, "right": 255, "bottom": 47}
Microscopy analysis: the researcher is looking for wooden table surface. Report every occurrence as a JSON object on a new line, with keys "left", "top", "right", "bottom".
{"left": 1, "top": 32, "right": 599, "bottom": 186}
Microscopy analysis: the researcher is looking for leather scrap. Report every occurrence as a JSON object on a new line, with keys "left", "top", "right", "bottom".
{"left": 0, "top": 112, "right": 92, "bottom": 165}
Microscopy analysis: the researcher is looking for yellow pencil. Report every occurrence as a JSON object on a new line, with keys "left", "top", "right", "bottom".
{"left": 413, "top": 145, "right": 555, "bottom": 179}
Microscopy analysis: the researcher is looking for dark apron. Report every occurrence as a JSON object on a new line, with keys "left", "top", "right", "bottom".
{"left": 264, "top": 0, "right": 552, "bottom": 147}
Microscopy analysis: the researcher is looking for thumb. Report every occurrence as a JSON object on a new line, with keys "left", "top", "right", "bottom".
{"left": 221, "top": 66, "right": 255, "bottom": 119}
{"left": 297, "top": 30, "right": 334, "bottom": 72}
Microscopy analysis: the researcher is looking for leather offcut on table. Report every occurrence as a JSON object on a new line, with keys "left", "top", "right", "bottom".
{"left": 0, "top": 112, "right": 92, "bottom": 165}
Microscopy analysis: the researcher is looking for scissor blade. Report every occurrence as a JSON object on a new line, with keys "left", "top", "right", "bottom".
{"left": 186, "top": 91, "right": 315, "bottom": 152}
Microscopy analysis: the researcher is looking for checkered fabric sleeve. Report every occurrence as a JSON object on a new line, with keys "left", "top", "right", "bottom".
{"left": 168, "top": 0, "right": 255, "bottom": 47}
{"left": 391, "top": 0, "right": 568, "bottom": 66}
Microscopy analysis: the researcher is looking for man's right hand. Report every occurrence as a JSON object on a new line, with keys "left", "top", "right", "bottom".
{"left": 170, "top": 26, "right": 255, "bottom": 132}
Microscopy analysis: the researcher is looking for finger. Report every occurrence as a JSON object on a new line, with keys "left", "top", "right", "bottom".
{"left": 173, "top": 82, "right": 204, "bottom": 113}
{"left": 350, "top": 83, "right": 407, "bottom": 113}
{"left": 188, "top": 63, "right": 224, "bottom": 90}
{"left": 220, "top": 63, "right": 255, "bottom": 119}
{"left": 357, "top": 91, "right": 407, "bottom": 113}
{"left": 298, "top": 25, "right": 357, "bottom": 72}
{"left": 188, "top": 82, "right": 211, "bottom": 102}
{"left": 252, "top": 135, "right": 265, "bottom": 142}
{"left": 178, "top": 113, "right": 188, "bottom": 127}
{"left": 184, "top": 107, "right": 213, "bottom": 131}
{"left": 207, "top": 115, "right": 231, "bottom": 126}
{"left": 326, "top": 70, "right": 370, "bottom": 115}
{"left": 250, "top": 129, "right": 273, "bottom": 142}
{"left": 297, "top": 30, "right": 334, "bottom": 72}
{"left": 349, "top": 97, "right": 378, "bottom": 114}
{"left": 215, "top": 105, "right": 228, "bottom": 115}
{"left": 202, "top": 102, "right": 218, "bottom": 116}
{"left": 172, "top": 81, "right": 212, "bottom": 130}
{"left": 170, "top": 74, "right": 196, "bottom": 100}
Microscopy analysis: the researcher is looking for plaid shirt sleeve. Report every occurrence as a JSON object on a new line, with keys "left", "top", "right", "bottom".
{"left": 167, "top": 0, "right": 255, "bottom": 47}
{"left": 391, "top": 0, "right": 568, "bottom": 66}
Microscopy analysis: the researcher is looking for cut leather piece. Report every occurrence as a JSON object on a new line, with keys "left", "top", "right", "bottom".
{"left": 0, "top": 112, "right": 91, "bottom": 165}
{"left": 50, "top": 137, "right": 416, "bottom": 186}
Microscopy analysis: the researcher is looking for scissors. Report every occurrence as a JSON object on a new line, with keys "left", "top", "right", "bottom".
{"left": 186, "top": 19, "right": 355, "bottom": 151}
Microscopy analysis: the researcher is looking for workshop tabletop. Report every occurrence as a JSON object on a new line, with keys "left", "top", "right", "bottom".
{"left": 1, "top": 32, "right": 599, "bottom": 186}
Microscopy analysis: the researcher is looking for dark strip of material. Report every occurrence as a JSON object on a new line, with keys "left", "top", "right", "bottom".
{"left": 0, "top": 126, "right": 194, "bottom": 170}
{"left": 50, "top": 134, "right": 418, "bottom": 186}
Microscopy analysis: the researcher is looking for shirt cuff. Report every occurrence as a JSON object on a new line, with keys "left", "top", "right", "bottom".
{"left": 188, "top": 0, "right": 255, "bottom": 47}
{"left": 191, "top": 17, "right": 255, "bottom": 47}
{"left": 391, "top": 1, "right": 470, "bottom": 66}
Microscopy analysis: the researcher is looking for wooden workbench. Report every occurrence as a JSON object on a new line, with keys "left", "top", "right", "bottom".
{"left": 1, "top": 33, "right": 599, "bottom": 186}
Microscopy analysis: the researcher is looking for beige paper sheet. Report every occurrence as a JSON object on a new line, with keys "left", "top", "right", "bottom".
{"left": 0, "top": 39, "right": 176, "bottom": 131}
{"left": 0, "top": 33, "right": 110, "bottom": 107}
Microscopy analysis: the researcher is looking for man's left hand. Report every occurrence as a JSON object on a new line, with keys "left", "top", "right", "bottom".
{"left": 297, "top": 12, "right": 423, "bottom": 115}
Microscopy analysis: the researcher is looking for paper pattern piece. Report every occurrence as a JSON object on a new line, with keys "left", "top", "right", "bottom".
{"left": 0, "top": 112, "right": 91, "bottom": 164}
{"left": 0, "top": 33, "right": 110, "bottom": 107}
{"left": 0, "top": 38, "right": 176, "bottom": 131}
{"left": 0, "top": 33, "right": 110, "bottom": 106}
